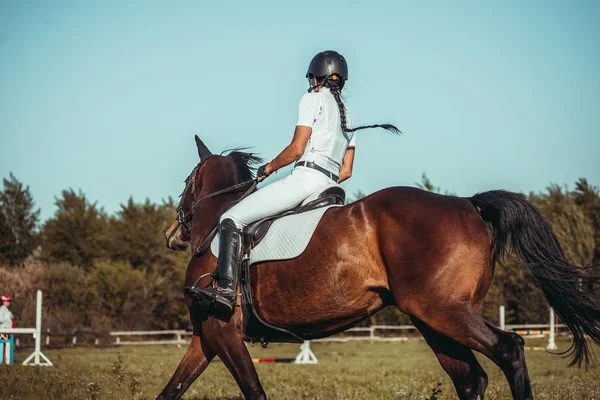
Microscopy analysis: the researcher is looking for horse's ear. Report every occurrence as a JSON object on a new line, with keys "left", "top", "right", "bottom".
{"left": 195, "top": 135, "right": 212, "bottom": 161}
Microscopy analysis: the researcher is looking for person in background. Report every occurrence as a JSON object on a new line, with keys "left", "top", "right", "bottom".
{"left": 0, "top": 295, "right": 14, "bottom": 364}
{"left": 0, "top": 295, "right": 13, "bottom": 331}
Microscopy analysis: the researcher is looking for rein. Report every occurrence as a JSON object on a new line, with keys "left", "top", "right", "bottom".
{"left": 177, "top": 179, "right": 258, "bottom": 256}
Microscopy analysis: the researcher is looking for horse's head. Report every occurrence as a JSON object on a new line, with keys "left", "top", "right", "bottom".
{"left": 165, "top": 135, "right": 262, "bottom": 252}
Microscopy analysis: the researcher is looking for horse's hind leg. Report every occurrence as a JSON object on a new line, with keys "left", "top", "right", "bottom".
{"left": 411, "top": 317, "right": 488, "bottom": 400}
{"left": 483, "top": 320, "right": 532, "bottom": 399}
{"left": 413, "top": 306, "right": 532, "bottom": 400}
{"left": 157, "top": 334, "right": 215, "bottom": 400}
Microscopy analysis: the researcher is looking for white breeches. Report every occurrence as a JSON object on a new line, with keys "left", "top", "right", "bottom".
{"left": 220, "top": 166, "right": 335, "bottom": 229}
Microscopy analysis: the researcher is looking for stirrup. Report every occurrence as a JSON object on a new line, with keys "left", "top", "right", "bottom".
{"left": 185, "top": 286, "right": 236, "bottom": 317}
{"left": 185, "top": 286, "right": 217, "bottom": 312}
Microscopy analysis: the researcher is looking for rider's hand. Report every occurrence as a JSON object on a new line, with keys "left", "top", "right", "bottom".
{"left": 257, "top": 162, "right": 273, "bottom": 182}
{"left": 257, "top": 175, "right": 268, "bottom": 183}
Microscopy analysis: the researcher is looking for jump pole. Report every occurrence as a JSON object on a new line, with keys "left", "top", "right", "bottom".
{"left": 499, "top": 305, "right": 505, "bottom": 331}
{"left": 21, "top": 290, "right": 52, "bottom": 366}
{"left": 235, "top": 341, "right": 318, "bottom": 364}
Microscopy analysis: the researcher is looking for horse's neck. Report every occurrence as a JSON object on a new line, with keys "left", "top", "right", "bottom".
{"left": 193, "top": 190, "right": 243, "bottom": 245}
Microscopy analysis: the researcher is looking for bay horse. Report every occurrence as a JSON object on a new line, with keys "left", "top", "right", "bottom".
{"left": 159, "top": 136, "right": 600, "bottom": 400}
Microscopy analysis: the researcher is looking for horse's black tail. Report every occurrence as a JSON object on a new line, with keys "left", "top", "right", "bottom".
{"left": 469, "top": 190, "right": 600, "bottom": 368}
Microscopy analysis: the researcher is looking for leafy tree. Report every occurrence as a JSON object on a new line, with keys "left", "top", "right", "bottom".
{"left": 416, "top": 173, "right": 440, "bottom": 193}
{"left": 108, "top": 197, "right": 177, "bottom": 270}
{"left": 483, "top": 262, "right": 549, "bottom": 324}
{"left": 89, "top": 261, "right": 166, "bottom": 330}
{"left": 0, "top": 173, "right": 40, "bottom": 265}
{"left": 345, "top": 190, "right": 367, "bottom": 204}
{"left": 531, "top": 185, "right": 595, "bottom": 266}
{"left": 572, "top": 178, "right": 600, "bottom": 264}
{"left": 0, "top": 212, "right": 16, "bottom": 264}
{"left": 41, "top": 189, "right": 110, "bottom": 269}
{"left": 41, "top": 263, "right": 99, "bottom": 331}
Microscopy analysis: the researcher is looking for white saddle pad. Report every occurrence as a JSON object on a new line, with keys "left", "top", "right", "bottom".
{"left": 210, "top": 205, "right": 340, "bottom": 265}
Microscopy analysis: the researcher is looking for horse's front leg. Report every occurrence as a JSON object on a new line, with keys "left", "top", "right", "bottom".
{"left": 156, "top": 332, "right": 215, "bottom": 400}
{"left": 157, "top": 310, "right": 266, "bottom": 400}
{"left": 203, "top": 311, "right": 267, "bottom": 400}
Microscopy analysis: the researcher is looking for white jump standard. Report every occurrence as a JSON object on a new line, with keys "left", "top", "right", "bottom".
{"left": 0, "top": 290, "right": 52, "bottom": 366}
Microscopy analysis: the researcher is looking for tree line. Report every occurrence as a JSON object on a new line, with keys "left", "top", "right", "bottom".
{"left": 0, "top": 173, "right": 190, "bottom": 333}
{"left": 0, "top": 172, "right": 598, "bottom": 332}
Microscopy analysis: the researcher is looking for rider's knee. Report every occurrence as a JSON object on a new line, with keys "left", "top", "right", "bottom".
{"left": 219, "top": 212, "right": 242, "bottom": 228}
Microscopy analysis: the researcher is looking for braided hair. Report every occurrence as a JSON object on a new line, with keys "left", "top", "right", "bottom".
{"left": 322, "top": 77, "right": 401, "bottom": 135}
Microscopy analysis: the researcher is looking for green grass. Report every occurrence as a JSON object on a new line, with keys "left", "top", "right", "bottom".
{"left": 1, "top": 337, "right": 599, "bottom": 399}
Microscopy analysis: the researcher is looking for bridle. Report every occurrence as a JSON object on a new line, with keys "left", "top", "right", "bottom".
{"left": 176, "top": 179, "right": 257, "bottom": 231}
{"left": 176, "top": 163, "right": 257, "bottom": 255}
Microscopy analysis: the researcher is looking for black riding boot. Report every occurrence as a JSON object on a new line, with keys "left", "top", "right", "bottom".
{"left": 186, "top": 218, "right": 241, "bottom": 317}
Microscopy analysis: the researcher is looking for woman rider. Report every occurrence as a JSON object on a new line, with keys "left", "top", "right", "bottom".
{"left": 190, "top": 50, "right": 400, "bottom": 317}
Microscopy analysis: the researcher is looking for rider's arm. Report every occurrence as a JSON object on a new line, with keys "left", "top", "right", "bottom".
{"left": 265, "top": 125, "right": 312, "bottom": 174}
{"left": 337, "top": 146, "right": 355, "bottom": 183}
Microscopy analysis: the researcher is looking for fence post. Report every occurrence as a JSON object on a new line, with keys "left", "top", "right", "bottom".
{"left": 499, "top": 305, "right": 505, "bottom": 330}
{"left": 72, "top": 330, "right": 77, "bottom": 346}
{"left": 370, "top": 326, "right": 375, "bottom": 340}
{"left": 547, "top": 308, "right": 557, "bottom": 350}
{"left": 45, "top": 329, "right": 50, "bottom": 347}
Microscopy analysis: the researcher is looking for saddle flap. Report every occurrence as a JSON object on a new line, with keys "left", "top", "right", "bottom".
{"left": 244, "top": 220, "right": 273, "bottom": 248}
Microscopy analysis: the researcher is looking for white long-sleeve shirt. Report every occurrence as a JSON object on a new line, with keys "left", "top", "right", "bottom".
{"left": 0, "top": 306, "right": 13, "bottom": 330}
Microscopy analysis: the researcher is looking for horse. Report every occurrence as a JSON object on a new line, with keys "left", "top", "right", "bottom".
{"left": 158, "top": 136, "right": 600, "bottom": 400}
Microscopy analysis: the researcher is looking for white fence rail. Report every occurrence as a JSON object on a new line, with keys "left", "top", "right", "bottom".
{"left": 110, "top": 330, "right": 188, "bottom": 346}
{"left": 40, "top": 323, "right": 564, "bottom": 347}
{"left": 10, "top": 304, "right": 568, "bottom": 349}
{"left": 10, "top": 322, "right": 570, "bottom": 348}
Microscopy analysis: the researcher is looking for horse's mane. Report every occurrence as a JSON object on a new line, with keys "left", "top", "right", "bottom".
{"left": 222, "top": 148, "right": 264, "bottom": 181}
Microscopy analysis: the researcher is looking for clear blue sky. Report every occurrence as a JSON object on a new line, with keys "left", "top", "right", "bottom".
{"left": 1, "top": 1, "right": 599, "bottom": 221}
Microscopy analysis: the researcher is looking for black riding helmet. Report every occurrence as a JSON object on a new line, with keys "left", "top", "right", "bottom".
{"left": 306, "top": 50, "right": 348, "bottom": 92}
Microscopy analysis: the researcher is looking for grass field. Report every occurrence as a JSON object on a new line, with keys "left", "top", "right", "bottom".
{"left": 1, "top": 337, "right": 599, "bottom": 399}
